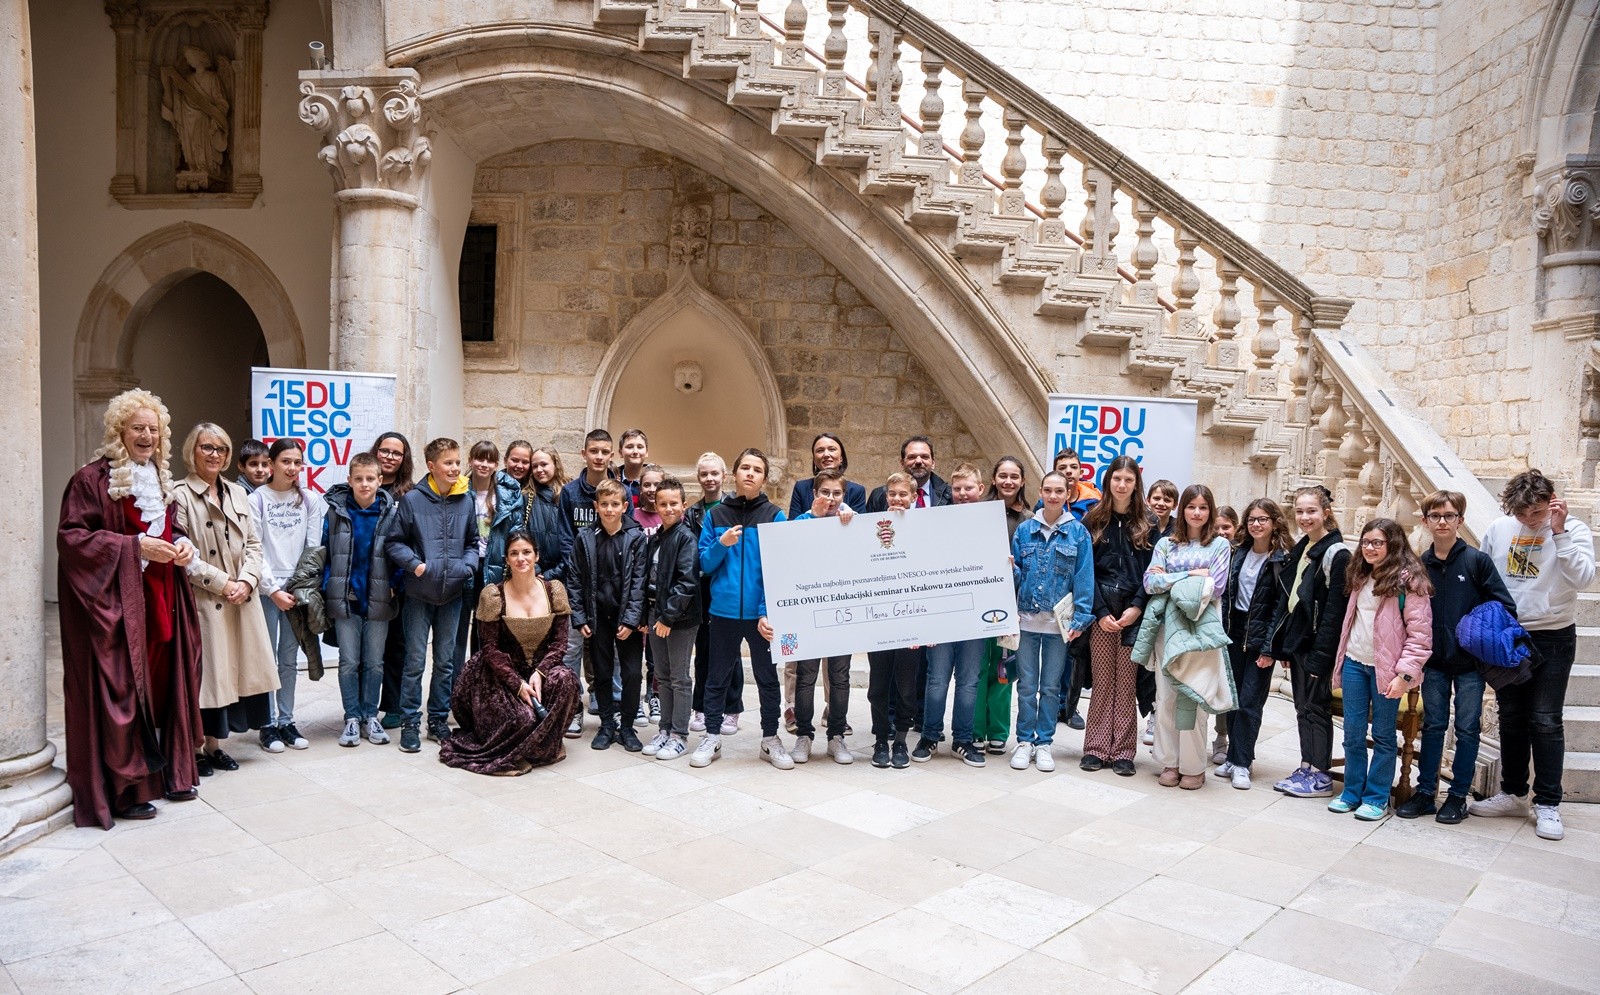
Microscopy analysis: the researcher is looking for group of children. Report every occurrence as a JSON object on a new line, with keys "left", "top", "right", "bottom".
{"left": 223, "top": 425, "right": 1593, "bottom": 843}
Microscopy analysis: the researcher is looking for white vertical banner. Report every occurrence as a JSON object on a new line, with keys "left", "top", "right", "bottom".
{"left": 1046, "top": 394, "right": 1200, "bottom": 491}
{"left": 251, "top": 367, "right": 397, "bottom": 493}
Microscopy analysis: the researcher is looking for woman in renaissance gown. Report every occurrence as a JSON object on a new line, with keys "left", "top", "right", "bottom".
{"left": 439, "top": 531, "right": 581, "bottom": 775}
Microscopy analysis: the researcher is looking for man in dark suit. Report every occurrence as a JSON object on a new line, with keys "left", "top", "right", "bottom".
{"left": 865, "top": 436, "right": 952, "bottom": 512}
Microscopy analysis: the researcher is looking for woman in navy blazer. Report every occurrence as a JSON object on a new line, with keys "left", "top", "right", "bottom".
{"left": 787, "top": 432, "right": 867, "bottom": 518}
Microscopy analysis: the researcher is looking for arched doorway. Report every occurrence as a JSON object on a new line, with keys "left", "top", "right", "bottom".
{"left": 127, "top": 273, "right": 269, "bottom": 467}
{"left": 589, "top": 276, "right": 788, "bottom": 483}
{"left": 73, "top": 222, "right": 304, "bottom": 464}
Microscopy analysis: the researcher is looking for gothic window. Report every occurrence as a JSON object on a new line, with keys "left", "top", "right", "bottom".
{"left": 459, "top": 224, "right": 499, "bottom": 343}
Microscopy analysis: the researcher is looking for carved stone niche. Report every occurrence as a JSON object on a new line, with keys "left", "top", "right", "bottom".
{"left": 105, "top": 1, "right": 267, "bottom": 209}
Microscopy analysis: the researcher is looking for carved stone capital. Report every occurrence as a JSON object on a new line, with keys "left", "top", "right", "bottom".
{"left": 298, "top": 70, "right": 431, "bottom": 199}
{"left": 1534, "top": 160, "right": 1600, "bottom": 262}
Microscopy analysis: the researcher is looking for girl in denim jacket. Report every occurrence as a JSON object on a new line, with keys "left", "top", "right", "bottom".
{"left": 1009, "top": 472, "right": 1095, "bottom": 772}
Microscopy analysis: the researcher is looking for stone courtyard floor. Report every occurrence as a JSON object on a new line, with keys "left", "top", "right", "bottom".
{"left": 4, "top": 625, "right": 1600, "bottom": 994}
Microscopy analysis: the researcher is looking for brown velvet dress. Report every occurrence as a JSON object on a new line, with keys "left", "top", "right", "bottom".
{"left": 439, "top": 580, "right": 580, "bottom": 775}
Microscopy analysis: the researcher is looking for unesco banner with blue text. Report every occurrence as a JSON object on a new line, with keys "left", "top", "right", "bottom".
{"left": 251, "top": 367, "right": 396, "bottom": 493}
{"left": 1046, "top": 394, "right": 1199, "bottom": 493}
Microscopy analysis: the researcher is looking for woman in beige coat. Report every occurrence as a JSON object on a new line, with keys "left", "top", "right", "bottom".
{"left": 174, "top": 423, "right": 279, "bottom": 775}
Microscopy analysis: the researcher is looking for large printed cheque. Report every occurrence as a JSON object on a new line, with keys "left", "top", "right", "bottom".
{"left": 759, "top": 501, "right": 1020, "bottom": 660}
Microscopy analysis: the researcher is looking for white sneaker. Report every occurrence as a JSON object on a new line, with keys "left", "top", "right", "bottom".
{"left": 634, "top": 704, "right": 649, "bottom": 728}
{"left": 338, "top": 718, "right": 361, "bottom": 748}
{"left": 721, "top": 713, "right": 740, "bottom": 736}
{"left": 1534, "top": 804, "right": 1564, "bottom": 841}
{"left": 689, "top": 734, "right": 721, "bottom": 768}
{"left": 1035, "top": 744, "right": 1056, "bottom": 772}
{"left": 762, "top": 735, "right": 795, "bottom": 770}
{"left": 365, "top": 717, "right": 390, "bottom": 745}
{"left": 1231, "top": 766, "right": 1252, "bottom": 791}
{"left": 1214, "top": 761, "right": 1235, "bottom": 779}
{"left": 566, "top": 713, "right": 583, "bottom": 737}
{"left": 690, "top": 711, "right": 706, "bottom": 732}
{"left": 656, "top": 736, "right": 687, "bottom": 761}
{"left": 1468, "top": 791, "right": 1529, "bottom": 819}
{"left": 791, "top": 735, "right": 812, "bottom": 764}
{"left": 642, "top": 730, "right": 670, "bottom": 757}
{"left": 1141, "top": 715, "right": 1155, "bottom": 745}
{"left": 1010, "top": 743, "right": 1034, "bottom": 770}
{"left": 827, "top": 736, "right": 854, "bottom": 764}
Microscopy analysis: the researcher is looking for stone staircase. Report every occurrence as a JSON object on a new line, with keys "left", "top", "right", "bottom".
{"left": 1570, "top": 593, "right": 1600, "bottom": 802}
{"left": 589, "top": 0, "right": 1502, "bottom": 541}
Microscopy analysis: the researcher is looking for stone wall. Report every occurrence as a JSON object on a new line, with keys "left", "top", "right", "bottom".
{"left": 463, "top": 140, "right": 985, "bottom": 493}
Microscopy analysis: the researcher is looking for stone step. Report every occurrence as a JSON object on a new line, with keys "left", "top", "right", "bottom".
{"left": 1568, "top": 705, "right": 1600, "bottom": 753}
{"left": 1571, "top": 664, "right": 1600, "bottom": 708}
{"left": 1581, "top": 625, "right": 1600, "bottom": 663}
{"left": 1565, "top": 751, "right": 1600, "bottom": 804}
{"left": 1578, "top": 593, "right": 1600, "bottom": 628}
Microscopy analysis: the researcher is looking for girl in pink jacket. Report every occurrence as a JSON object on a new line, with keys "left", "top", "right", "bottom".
{"left": 1329, "top": 517, "right": 1434, "bottom": 821}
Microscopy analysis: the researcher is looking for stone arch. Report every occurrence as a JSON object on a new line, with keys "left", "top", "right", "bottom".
{"left": 588, "top": 273, "right": 790, "bottom": 484}
{"left": 72, "top": 222, "right": 304, "bottom": 463}
{"left": 399, "top": 30, "right": 1051, "bottom": 479}
{"left": 1523, "top": 0, "right": 1600, "bottom": 169}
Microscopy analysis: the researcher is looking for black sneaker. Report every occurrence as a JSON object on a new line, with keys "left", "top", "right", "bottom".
{"left": 911, "top": 737, "right": 936, "bottom": 763}
{"left": 1396, "top": 792, "right": 1437, "bottom": 820}
{"left": 1066, "top": 712, "right": 1086, "bottom": 731}
{"left": 399, "top": 724, "right": 421, "bottom": 753}
{"left": 953, "top": 742, "right": 986, "bottom": 768}
{"left": 1080, "top": 754, "right": 1105, "bottom": 772}
{"left": 1436, "top": 794, "right": 1468, "bottom": 825}
{"left": 620, "top": 727, "right": 644, "bottom": 753}
{"left": 872, "top": 741, "right": 891, "bottom": 768}
{"left": 280, "top": 722, "right": 310, "bottom": 750}
{"left": 891, "top": 740, "right": 910, "bottom": 769}
{"left": 592, "top": 723, "right": 617, "bottom": 750}
{"left": 426, "top": 720, "right": 452, "bottom": 743}
{"left": 258, "top": 725, "right": 285, "bottom": 754}
{"left": 985, "top": 739, "right": 1007, "bottom": 755}
{"left": 1111, "top": 759, "right": 1136, "bottom": 777}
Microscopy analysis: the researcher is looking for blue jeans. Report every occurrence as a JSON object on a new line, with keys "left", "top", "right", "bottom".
{"left": 334, "top": 615, "right": 388, "bottom": 722}
{"left": 1339, "top": 656, "right": 1401, "bottom": 809}
{"left": 261, "top": 598, "right": 301, "bottom": 725}
{"left": 401, "top": 596, "right": 462, "bottom": 727}
{"left": 923, "top": 638, "right": 984, "bottom": 744}
{"left": 1417, "top": 667, "right": 1483, "bottom": 798}
{"left": 1015, "top": 630, "right": 1068, "bottom": 745}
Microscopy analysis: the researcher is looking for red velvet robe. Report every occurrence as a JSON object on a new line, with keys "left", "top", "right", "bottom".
{"left": 57, "top": 457, "right": 203, "bottom": 828}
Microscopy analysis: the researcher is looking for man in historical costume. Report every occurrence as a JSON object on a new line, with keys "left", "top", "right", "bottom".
{"left": 57, "top": 389, "right": 205, "bottom": 828}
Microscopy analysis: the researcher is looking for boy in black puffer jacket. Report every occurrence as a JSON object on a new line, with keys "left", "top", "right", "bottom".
{"left": 571, "top": 479, "right": 649, "bottom": 752}
{"left": 643, "top": 476, "right": 702, "bottom": 761}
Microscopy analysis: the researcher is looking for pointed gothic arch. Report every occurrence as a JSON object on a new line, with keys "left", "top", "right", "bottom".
{"left": 72, "top": 222, "right": 304, "bottom": 463}
{"left": 587, "top": 273, "right": 790, "bottom": 484}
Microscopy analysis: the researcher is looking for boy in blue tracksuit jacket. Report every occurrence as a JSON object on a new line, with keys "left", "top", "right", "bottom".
{"left": 690, "top": 448, "right": 789, "bottom": 769}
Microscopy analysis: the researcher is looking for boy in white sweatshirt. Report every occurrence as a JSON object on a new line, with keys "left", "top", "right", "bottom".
{"left": 1472, "top": 470, "right": 1596, "bottom": 841}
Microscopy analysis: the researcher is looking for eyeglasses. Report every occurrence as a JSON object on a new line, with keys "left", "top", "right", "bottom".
{"left": 1246, "top": 517, "right": 1271, "bottom": 525}
{"left": 377, "top": 449, "right": 405, "bottom": 459}
{"left": 1424, "top": 513, "right": 1460, "bottom": 524}
{"left": 197, "top": 443, "right": 229, "bottom": 457}
{"left": 1360, "top": 538, "right": 1389, "bottom": 549}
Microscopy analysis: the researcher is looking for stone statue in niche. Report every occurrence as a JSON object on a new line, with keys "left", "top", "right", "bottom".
{"left": 160, "top": 45, "right": 231, "bottom": 191}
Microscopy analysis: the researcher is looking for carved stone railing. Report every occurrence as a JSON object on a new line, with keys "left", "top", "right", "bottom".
{"left": 587, "top": 0, "right": 1484, "bottom": 531}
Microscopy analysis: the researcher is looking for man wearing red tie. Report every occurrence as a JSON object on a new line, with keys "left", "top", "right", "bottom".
{"left": 865, "top": 436, "right": 953, "bottom": 512}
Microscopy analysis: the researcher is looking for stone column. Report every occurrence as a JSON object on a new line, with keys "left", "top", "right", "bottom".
{"left": 0, "top": 0, "right": 71, "bottom": 853}
{"left": 1532, "top": 158, "right": 1600, "bottom": 483}
{"left": 297, "top": 71, "right": 431, "bottom": 436}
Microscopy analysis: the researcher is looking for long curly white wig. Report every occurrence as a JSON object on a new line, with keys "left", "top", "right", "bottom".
{"left": 98, "top": 387, "right": 176, "bottom": 502}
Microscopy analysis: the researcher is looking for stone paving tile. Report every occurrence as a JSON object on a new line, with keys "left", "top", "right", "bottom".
{"left": 11, "top": 671, "right": 1591, "bottom": 994}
